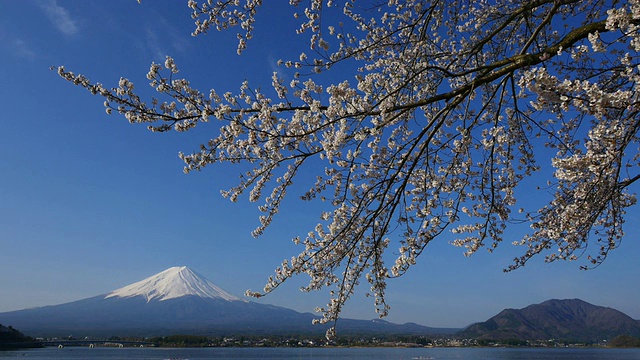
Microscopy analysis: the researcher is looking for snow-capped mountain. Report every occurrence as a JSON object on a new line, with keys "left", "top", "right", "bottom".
{"left": 105, "top": 266, "right": 240, "bottom": 302}
{"left": 0, "top": 267, "right": 452, "bottom": 337}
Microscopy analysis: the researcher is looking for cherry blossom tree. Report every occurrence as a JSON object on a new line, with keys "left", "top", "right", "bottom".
{"left": 56, "top": 0, "right": 639, "bottom": 338}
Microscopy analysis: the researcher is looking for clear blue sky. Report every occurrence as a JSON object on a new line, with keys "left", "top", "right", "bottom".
{"left": 1, "top": 1, "right": 638, "bottom": 329}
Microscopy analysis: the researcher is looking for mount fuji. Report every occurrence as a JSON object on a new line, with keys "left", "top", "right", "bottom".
{"left": 105, "top": 266, "right": 240, "bottom": 302}
{"left": 0, "top": 266, "right": 454, "bottom": 337}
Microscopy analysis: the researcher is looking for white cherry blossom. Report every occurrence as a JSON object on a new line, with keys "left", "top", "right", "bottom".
{"left": 56, "top": 0, "right": 640, "bottom": 339}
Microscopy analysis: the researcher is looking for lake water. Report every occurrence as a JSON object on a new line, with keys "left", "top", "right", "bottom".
{"left": 1, "top": 347, "right": 639, "bottom": 360}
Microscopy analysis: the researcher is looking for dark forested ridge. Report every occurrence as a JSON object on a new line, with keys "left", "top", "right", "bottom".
{"left": 458, "top": 299, "right": 640, "bottom": 343}
{"left": 0, "top": 323, "right": 40, "bottom": 349}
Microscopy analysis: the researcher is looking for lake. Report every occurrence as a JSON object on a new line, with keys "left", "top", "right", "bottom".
{"left": 1, "top": 347, "right": 640, "bottom": 360}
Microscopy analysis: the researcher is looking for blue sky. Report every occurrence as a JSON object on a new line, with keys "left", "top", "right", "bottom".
{"left": 0, "top": 0, "right": 639, "bottom": 329}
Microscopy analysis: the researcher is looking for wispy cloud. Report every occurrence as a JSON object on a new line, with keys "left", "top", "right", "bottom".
{"left": 12, "top": 39, "right": 37, "bottom": 61}
{"left": 142, "top": 11, "right": 191, "bottom": 62}
{"left": 0, "top": 26, "right": 37, "bottom": 61}
{"left": 145, "top": 28, "right": 167, "bottom": 62}
{"left": 37, "top": 0, "right": 79, "bottom": 36}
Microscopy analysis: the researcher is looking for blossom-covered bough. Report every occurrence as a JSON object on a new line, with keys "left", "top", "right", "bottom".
{"left": 56, "top": 0, "right": 639, "bottom": 338}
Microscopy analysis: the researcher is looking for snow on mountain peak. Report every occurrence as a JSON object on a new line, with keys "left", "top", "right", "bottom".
{"left": 105, "top": 266, "right": 241, "bottom": 302}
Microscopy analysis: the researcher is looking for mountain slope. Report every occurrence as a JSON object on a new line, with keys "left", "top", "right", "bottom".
{"left": 0, "top": 266, "right": 454, "bottom": 337}
{"left": 0, "top": 294, "right": 318, "bottom": 337}
{"left": 459, "top": 299, "right": 640, "bottom": 342}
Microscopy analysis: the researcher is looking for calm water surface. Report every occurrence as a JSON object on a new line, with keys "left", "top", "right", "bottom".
{"left": 1, "top": 347, "right": 639, "bottom": 360}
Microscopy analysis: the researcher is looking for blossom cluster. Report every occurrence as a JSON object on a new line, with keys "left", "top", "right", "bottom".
{"left": 58, "top": 0, "right": 640, "bottom": 339}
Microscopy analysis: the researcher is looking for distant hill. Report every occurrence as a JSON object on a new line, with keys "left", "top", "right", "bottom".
{"left": 458, "top": 299, "right": 640, "bottom": 342}
{"left": 0, "top": 266, "right": 456, "bottom": 338}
